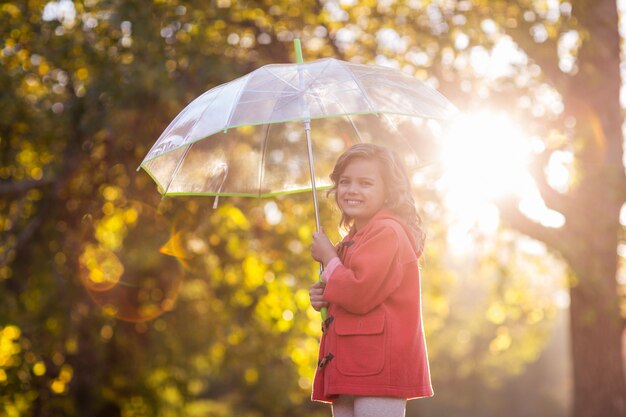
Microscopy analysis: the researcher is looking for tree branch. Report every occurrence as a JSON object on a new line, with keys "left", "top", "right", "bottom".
{"left": 497, "top": 197, "right": 570, "bottom": 259}
{"left": 528, "top": 150, "right": 574, "bottom": 216}
{"left": 0, "top": 178, "right": 53, "bottom": 196}
{"left": 0, "top": 212, "right": 45, "bottom": 268}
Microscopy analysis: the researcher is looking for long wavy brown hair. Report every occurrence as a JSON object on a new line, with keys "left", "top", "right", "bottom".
{"left": 327, "top": 143, "right": 426, "bottom": 253}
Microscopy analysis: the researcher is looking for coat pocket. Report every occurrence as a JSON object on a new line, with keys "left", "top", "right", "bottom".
{"left": 335, "top": 311, "right": 386, "bottom": 376}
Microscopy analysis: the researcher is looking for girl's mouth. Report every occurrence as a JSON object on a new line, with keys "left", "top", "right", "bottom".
{"left": 345, "top": 199, "right": 363, "bottom": 206}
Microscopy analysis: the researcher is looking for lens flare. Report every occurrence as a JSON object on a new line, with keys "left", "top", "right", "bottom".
{"left": 159, "top": 230, "right": 192, "bottom": 269}
{"left": 79, "top": 201, "right": 183, "bottom": 322}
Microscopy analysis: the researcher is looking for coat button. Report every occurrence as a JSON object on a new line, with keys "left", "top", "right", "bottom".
{"left": 322, "top": 315, "right": 334, "bottom": 333}
{"left": 318, "top": 353, "right": 334, "bottom": 369}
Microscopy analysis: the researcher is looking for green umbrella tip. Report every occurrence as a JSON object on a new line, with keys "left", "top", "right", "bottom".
{"left": 294, "top": 38, "right": 304, "bottom": 64}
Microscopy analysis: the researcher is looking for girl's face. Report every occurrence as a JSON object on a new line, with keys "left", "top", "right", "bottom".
{"left": 336, "top": 157, "right": 386, "bottom": 229}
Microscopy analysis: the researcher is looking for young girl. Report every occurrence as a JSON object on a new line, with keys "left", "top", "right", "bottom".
{"left": 309, "top": 143, "right": 433, "bottom": 417}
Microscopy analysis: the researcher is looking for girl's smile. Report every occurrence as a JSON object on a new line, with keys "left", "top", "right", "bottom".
{"left": 337, "top": 158, "right": 386, "bottom": 229}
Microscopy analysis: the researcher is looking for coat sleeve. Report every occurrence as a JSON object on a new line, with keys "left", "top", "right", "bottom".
{"left": 322, "top": 221, "right": 410, "bottom": 314}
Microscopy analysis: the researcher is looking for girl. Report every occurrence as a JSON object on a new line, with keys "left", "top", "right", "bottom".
{"left": 309, "top": 143, "right": 433, "bottom": 417}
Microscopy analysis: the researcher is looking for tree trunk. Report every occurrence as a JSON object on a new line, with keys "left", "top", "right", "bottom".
{"left": 568, "top": 240, "right": 626, "bottom": 417}
{"left": 564, "top": 3, "right": 626, "bottom": 414}
{"left": 569, "top": 286, "right": 626, "bottom": 417}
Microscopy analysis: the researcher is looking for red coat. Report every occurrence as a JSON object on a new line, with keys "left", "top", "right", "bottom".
{"left": 312, "top": 209, "right": 433, "bottom": 402}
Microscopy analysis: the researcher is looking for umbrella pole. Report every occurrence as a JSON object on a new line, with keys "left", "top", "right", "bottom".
{"left": 296, "top": 38, "right": 327, "bottom": 321}
{"left": 304, "top": 121, "right": 321, "bottom": 233}
{"left": 304, "top": 120, "right": 328, "bottom": 321}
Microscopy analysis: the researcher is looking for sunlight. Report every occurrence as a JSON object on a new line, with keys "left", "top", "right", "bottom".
{"left": 438, "top": 110, "right": 565, "bottom": 255}
{"left": 440, "top": 110, "right": 534, "bottom": 201}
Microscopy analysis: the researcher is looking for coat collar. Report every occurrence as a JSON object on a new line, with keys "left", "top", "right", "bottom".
{"left": 345, "top": 208, "right": 418, "bottom": 252}
{"left": 347, "top": 208, "right": 402, "bottom": 239}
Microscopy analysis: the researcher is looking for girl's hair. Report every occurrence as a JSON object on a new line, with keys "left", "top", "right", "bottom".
{"left": 328, "top": 143, "right": 426, "bottom": 252}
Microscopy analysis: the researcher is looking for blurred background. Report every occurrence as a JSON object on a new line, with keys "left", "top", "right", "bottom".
{"left": 1, "top": 1, "right": 625, "bottom": 416}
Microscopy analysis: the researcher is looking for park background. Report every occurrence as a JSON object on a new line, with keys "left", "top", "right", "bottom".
{"left": 1, "top": 1, "right": 626, "bottom": 416}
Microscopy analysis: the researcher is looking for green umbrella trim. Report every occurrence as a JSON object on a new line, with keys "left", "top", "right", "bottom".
{"left": 159, "top": 186, "right": 332, "bottom": 199}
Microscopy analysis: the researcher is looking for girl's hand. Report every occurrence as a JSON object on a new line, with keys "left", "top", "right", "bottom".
{"left": 309, "top": 281, "right": 329, "bottom": 311}
{"left": 311, "top": 228, "right": 337, "bottom": 267}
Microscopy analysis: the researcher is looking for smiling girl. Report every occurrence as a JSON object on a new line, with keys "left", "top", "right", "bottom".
{"left": 309, "top": 143, "right": 433, "bottom": 417}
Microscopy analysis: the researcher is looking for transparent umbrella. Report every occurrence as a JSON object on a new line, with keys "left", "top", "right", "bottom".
{"left": 139, "top": 42, "right": 457, "bottom": 231}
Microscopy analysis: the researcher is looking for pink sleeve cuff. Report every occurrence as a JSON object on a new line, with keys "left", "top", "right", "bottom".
{"left": 322, "top": 257, "right": 341, "bottom": 282}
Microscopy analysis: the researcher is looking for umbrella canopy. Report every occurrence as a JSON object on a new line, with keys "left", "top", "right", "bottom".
{"left": 139, "top": 57, "right": 458, "bottom": 198}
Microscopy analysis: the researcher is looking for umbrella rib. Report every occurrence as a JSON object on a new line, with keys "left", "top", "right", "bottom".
{"left": 143, "top": 86, "right": 223, "bottom": 163}
{"left": 345, "top": 113, "right": 366, "bottom": 144}
{"left": 310, "top": 71, "right": 368, "bottom": 144}
{"left": 238, "top": 59, "right": 344, "bottom": 93}
{"left": 163, "top": 141, "right": 195, "bottom": 195}
{"left": 378, "top": 112, "right": 424, "bottom": 161}
{"left": 258, "top": 122, "right": 273, "bottom": 196}
{"left": 294, "top": 59, "right": 338, "bottom": 115}
{"left": 235, "top": 88, "right": 300, "bottom": 98}
{"left": 233, "top": 90, "right": 302, "bottom": 106}
{"left": 258, "top": 60, "right": 339, "bottom": 115}
{"left": 263, "top": 67, "right": 312, "bottom": 116}
{"left": 223, "top": 73, "right": 255, "bottom": 130}
{"left": 306, "top": 82, "right": 369, "bottom": 112}
{"left": 309, "top": 57, "right": 335, "bottom": 80}
{"left": 269, "top": 92, "right": 307, "bottom": 116}
{"left": 263, "top": 66, "right": 302, "bottom": 92}
{"left": 307, "top": 77, "right": 336, "bottom": 115}
{"left": 346, "top": 67, "right": 378, "bottom": 114}
{"left": 261, "top": 58, "right": 333, "bottom": 92}
{"left": 357, "top": 69, "right": 450, "bottom": 104}
{"left": 184, "top": 84, "right": 228, "bottom": 137}
{"left": 234, "top": 84, "right": 357, "bottom": 98}
{"left": 232, "top": 88, "right": 355, "bottom": 105}
{"left": 265, "top": 83, "right": 364, "bottom": 118}
{"left": 166, "top": 84, "right": 228, "bottom": 160}
{"left": 348, "top": 65, "right": 455, "bottom": 116}
{"left": 378, "top": 78, "right": 440, "bottom": 100}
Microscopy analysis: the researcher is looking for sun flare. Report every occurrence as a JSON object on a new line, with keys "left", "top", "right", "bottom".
{"left": 437, "top": 110, "right": 565, "bottom": 254}
{"left": 440, "top": 111, "right": 535, "bottom": 201}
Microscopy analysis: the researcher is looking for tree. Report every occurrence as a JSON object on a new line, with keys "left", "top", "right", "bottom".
{"left": 489, "top": 2, "right": 626, "bottom": 416}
